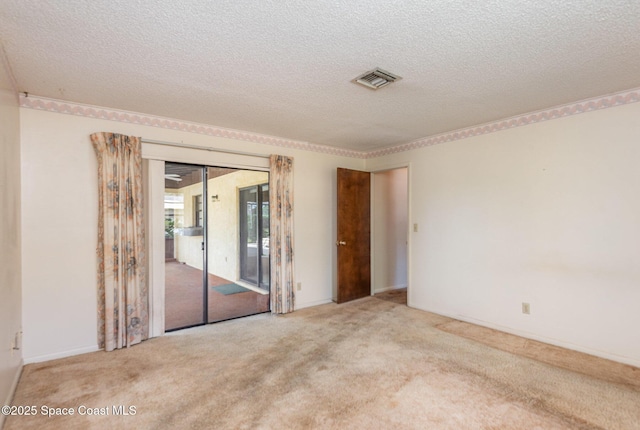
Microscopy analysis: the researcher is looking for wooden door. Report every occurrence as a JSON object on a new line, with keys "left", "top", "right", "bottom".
{"left": 336, "top": 168, "right": 371, "bottom": 303}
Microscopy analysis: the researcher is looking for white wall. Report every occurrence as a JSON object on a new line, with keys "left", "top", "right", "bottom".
{"left": 373, "top": 168, "right": 408, "bottom": 293}
{"left": 0, "top": 60, "right": 22, "bottom": 420}
{"left": 367, "top": 102, "right": 640, "bottom": 366}
{"left": 20, "top": 106, "right": 364, "bottom": 363}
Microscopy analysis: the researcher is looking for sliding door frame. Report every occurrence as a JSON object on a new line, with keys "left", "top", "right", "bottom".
{"left": 201, "top": 165, "right": 209, "bottom": 324}
{"left": 143, "top": 145, "right": 270, "bottom": 337}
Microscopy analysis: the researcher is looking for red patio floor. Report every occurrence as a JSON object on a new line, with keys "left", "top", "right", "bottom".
{"left": 165, "top": 261, "right": 270, "bottom": 331}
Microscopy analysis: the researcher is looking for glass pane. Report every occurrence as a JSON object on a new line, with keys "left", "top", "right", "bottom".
{"left": 207, "top": 168, "right": 270, "bottom": 323}
{"left": 164, "top": 163, "right": 205, "bottom": 330}
{"left": 260, "top": 185, "right": 270, "bottom": 290}
{"left": 240, "top": 187, "right": 259, "bottom": 285}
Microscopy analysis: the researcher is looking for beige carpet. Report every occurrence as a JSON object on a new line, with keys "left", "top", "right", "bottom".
{"left": 6, "top": 297, "right": 640, "bottom": 429}
{"left": 436, "top": 319, "right": 640, "bottom": 390}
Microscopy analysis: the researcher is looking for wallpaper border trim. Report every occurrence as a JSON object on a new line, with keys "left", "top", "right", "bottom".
{"left": 367, "top": 88, "right": 640, "bottom": 158}
{"left": 19, "top": 88, "right": 640, "bottom": 159}
{"left": 19, "top": 95, "right": 366, "bottom": 158}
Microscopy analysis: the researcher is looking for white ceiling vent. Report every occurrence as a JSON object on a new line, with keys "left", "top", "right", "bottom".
{"left": 353, "top": 68, "right": 402, "bottom": 90}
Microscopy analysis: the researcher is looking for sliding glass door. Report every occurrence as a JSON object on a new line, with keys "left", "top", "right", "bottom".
{"left": 164, "top": 164, "right": 206, "bottom": 329}
{"left": 164, "top": 162, "right": 270, "bottom": 331}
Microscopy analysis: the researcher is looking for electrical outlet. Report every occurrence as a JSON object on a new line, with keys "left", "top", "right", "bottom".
{"left": 522, "top": 302, "right": 530, "bottom": 314}
{"left": 296, "top": 282, "right": 302, "bottom": 291}
{"left": 413, "top": 223, "right": 418, "bottom": 232}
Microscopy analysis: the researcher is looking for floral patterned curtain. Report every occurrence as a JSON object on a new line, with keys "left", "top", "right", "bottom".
{"left": 90, "top": 132, "right": 148, "bottom": 351}
{"left": 269, "top": 155, "right": 295, "bottom": 314}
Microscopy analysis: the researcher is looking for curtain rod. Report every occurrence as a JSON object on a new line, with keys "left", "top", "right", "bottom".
{"left": 141, "top": 138, "right": 270, "bottom": 159}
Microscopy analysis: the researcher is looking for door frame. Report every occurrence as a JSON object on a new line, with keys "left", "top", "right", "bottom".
{"left": 334, "top": 162, "right": 411, "bottom": 305}
{"left": 143, "top": 152, "right": 270, "bottom": 337}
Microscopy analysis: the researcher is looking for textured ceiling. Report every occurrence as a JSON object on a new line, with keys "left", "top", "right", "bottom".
{"left": 1, "top": 0, "right": 640, "bottom": 152}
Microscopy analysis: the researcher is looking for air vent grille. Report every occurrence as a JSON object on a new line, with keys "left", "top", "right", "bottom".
{"left": 354, "top": 68, "right": 402, "bottom": 90}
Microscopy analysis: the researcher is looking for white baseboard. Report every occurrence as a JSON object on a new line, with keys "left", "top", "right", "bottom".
{"left": 413, "top": 305, "right": 640, "bottom": 368}
{"left": 295, "top": 298, "right": 333, "bottom": 310}
{"left": 0, "top": 360, "right": 23, "bottom": 429}
{"left": 374, "top": 284, "right": 408, "bottom": 294}
{"left": 23, "top": 345, "right": 100, "bottom": 365}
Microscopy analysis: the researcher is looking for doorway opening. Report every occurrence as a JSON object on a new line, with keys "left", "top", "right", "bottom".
{"left": 372, "top": 167, "right": 409, "bottom": 306}
{"left": 164, "top": 162, "right": 270, "bottom": 331}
